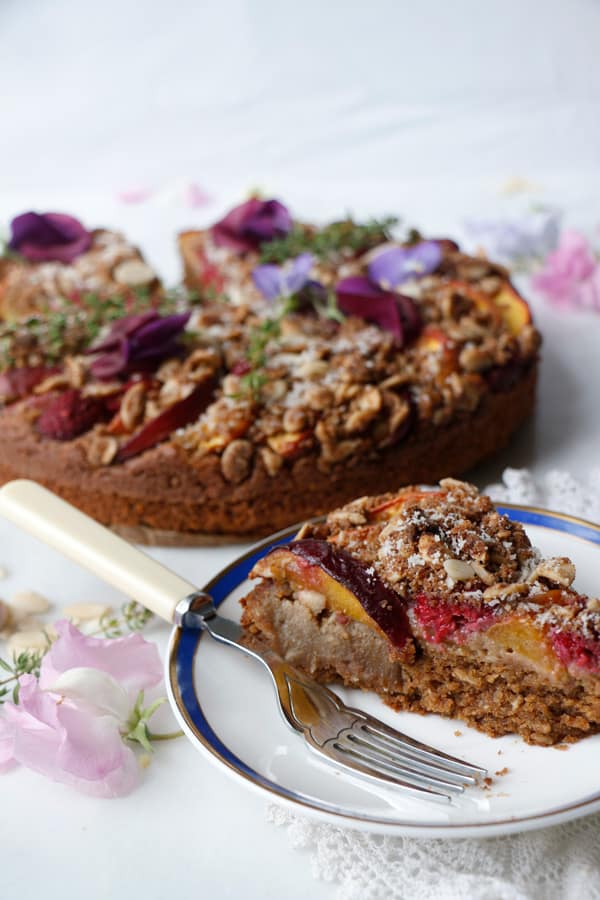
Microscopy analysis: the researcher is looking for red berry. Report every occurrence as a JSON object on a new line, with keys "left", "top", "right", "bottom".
{"left": 414, "top": 593, "right": 495, "bottom": 644}
{"left": 36, "top": 389, "right": 107, "bottom": 440}
{"left": 551, "top": 629, "right": 600, "bottom": 673}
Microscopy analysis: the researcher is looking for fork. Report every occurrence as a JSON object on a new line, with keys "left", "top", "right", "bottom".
{"left": 0, "top": 479, "right": 486, "bottom": 803}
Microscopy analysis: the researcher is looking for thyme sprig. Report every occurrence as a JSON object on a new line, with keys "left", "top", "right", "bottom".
{"left": 0, "top": 647, "right": 47, "bottom": 704}
{"left": 235, "top": 285, "right": 345, "bottom": 401}
{"left": 259, "top": 216, "right": 399, "bottom": 264}
{"left": 96, "top": 600, "right": 155, "bottom": 639}
{"left": 0, "top": 286, "right": 201, "bottom": 369}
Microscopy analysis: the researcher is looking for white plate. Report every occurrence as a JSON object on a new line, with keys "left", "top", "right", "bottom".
{"left": 167, "top": 504, "right": 600, "bottom": 838}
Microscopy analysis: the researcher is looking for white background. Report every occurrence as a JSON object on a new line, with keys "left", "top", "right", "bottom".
{"left": 1, "top": 1, "right": 600, "bottom": 898}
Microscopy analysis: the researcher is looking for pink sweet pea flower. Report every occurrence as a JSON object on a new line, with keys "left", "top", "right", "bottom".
{"left": 39, "top": 620, "right": 163, "bottom": 693}
{"left": 0, "top": 675, "right": 139, "bottom": 796}
{"left": 532, "top": 230, "right": 600, "bottom": 312}
{"left": 0, "top": 621, "right": 163, "bottom": 797}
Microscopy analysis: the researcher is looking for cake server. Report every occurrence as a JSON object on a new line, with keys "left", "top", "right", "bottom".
{"left": 0, "top": 479, "right": 486, "bottom": 804}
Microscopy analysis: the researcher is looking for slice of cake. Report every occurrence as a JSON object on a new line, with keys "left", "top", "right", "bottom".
{"left": 0, "top": 211, "right": 159, "bottom": 320}
{"left": 241, "top": 479, "right": 600, "bottom": 745}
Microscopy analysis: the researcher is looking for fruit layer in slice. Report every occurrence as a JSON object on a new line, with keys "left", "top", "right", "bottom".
{"left": 241, "top": 479, "right": 600, "bottom": 745}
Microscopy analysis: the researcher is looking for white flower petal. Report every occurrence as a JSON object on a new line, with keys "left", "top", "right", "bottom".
{"left": 48, "top": 667, "right": 131, "bottom": 723}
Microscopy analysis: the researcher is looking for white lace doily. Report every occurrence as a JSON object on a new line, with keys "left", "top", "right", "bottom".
{"left": 267, "top": 468, "right": 600, "bottom": 900}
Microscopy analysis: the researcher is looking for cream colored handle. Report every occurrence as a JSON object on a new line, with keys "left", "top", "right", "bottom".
{"left": 0, "top": 480, "right": 198, "bottom": 624}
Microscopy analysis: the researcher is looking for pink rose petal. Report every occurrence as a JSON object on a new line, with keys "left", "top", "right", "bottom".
{"left": 117, "top": 187, "right": 155, "bottom": 204}
{"left": 532, "top": 229, "right": 600, "bottom": 311}
{"left": 185, "top": 183, "right": 213, "bottom": 208}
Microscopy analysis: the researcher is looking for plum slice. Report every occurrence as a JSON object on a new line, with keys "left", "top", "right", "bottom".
{"left": 259, "top": 538, "right": 412, "bottom": 649}
{"left": 115, "top": 376, "right": 216, "bottom": 462}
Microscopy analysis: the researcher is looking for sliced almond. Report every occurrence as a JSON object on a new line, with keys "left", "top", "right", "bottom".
{"left": 113, "top": 259, "right": 155, "bottom": 287}
{"left": 470, "top": 560, "right": 495, "bottom": 585}
{"left": 62, "top": 602, "right": 112, "bottom": 623}
{"left": 10, "top": 590, "right": 50, "bottom": 615}
{"left": 8, "top": 630, "right": 51, "bottom": 655}
{"left": 443, "top": 559, "right": 476, "bottom": 581}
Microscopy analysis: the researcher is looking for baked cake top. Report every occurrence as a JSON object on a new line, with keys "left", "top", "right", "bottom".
{"left": 1, "top": 200, "right": 540, "bottom": 481}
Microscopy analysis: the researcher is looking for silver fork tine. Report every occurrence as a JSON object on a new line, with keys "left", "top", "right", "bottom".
{"left": 340, "top": 728, "right": 475, "bottom": 787}
{"left": 354, "top": 710, "right": 486, "bottom": 777}
{"left": 333, "top": 734, "right": 466, "bottom": 794}
{"left": 313, "top": 738, "right": 453, "bottom": 804}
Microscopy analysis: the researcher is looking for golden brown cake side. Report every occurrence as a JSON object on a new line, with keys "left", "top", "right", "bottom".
{"left": 0, "top": 366, "right": 536, "bottom": 538}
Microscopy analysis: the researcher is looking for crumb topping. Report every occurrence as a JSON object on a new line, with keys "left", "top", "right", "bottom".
{"left": 297, "top": 479, "right": 600, "bottom": 648}
{"left": 2, "top": 223, "right": 540, "bottom": 476}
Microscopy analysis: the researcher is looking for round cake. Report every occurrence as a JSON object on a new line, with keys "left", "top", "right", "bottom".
{"left": 0, "top": 201, "right": 540, "bottom": 541}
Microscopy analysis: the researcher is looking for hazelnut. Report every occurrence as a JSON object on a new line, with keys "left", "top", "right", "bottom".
{"left": 220, "top": 439, "right": 253, "bottom": 483}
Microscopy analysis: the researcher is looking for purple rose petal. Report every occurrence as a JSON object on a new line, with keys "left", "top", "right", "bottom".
{"left": 131, "top": 312, "right": 191, "bottom": 350}
{"left": 89, "top": 343, "right": 129, "bottom": 380}
{"left": 335, "top": 277, "right": 422, "bottom": 346}
{"left": 89, "top": 312, "right": 159, "bottom": 353}
{"left": 211, "top": 198, "right": 292, "bottom": 253}
{"left": 252, "top": 253, "right": 314, "bottom": 301}
{"left": 87, "top": 311, "right": 191, "bottom": 380}
{"left": 368, "top": 241, "right": 442, "bottom": 289}
{"left": 9, "top": 212, "right": 92, "bottom": 264}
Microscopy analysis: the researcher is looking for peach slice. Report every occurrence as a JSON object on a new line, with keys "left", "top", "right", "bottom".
{"left": 415, "top": 325, "right": 454, "bottom": 353}
{"left": 492, "top": 282, "right": 532, "bottom": 335}
{"left": 267, "top": 430, "right": 313, "bottom": 460}
{"left": 445, "top": 279, "right": 531, "bottom": 336}
{"left": 254, "top": 539, "right": 411, "bottom": 648}
{"left": 414, "top": 326, "right": 458, "bottom": 378}
{"left": 485, "top": 616, "right": 559, "bottom": 674}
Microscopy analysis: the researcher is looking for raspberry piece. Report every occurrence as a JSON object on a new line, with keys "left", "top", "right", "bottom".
{"left": 551, "top": 629, "right": 600, "bottom": 673}
{"left": 0, "top": 366, "right": 59, "bottom": 402}
{"left": 414, "top": 593, "right": 495, "bottom": 644}
{"left": 36, "top": 389, "right": 107, "bottom": 440}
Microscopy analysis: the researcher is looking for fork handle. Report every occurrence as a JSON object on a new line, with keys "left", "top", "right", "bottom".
{"left": 0, "top": 479, "right": 202, "bottom": 625}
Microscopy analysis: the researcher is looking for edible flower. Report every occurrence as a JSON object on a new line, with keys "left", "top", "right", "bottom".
{"left": 252, "top": 253, "right": 315, "bottom": 301}
{"left": 368, "top": 241, "right": 442, "bottom": 289}
{"left": 8, "top": 212, "right": 92, "bottom": 264}
{"left": 532, "top": 230, "right": 600, "bottom": 312}
{"left": 0, "top": 621, "right": 163, "bottom": 797}
{"left": 335, "top": 277, "right": 421, "bottom": 345}
{"left": 211, "top": 198, "right": 292, "bottom": 253}
{"left": 464, "top": 208, "right": 561, "bottom": 266}
{"left": 87, "top": 310, "right": 191, "bottom": 379}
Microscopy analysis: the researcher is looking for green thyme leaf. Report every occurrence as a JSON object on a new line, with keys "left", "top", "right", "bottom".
{"left": 259, "top": 216, "right": 399, "bottom": 264}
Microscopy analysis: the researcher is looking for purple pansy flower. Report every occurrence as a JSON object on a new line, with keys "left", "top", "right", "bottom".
{"left": 368, "top": 241, "right": 442, "bottom": 290}
{"left": 87, "top": 310, "right": 191, "bottom": 379}
{"left": 463, "top": 208, "right": 561, "bottom": 266}
{"left": 252, "top": 253, "right": 315, "bottom": 301}
{"left": 211, "top": 198, "right": 292, "bottom": 253}
{"left": 8, "top": 212, "right": 92, "bottom": 264}
{"left": 335, "top": 277, "right": 422, "bottom": 346}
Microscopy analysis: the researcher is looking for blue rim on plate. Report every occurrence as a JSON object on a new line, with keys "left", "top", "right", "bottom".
{"left": 168, "top": 504, "right": 600, "bottom": 836}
